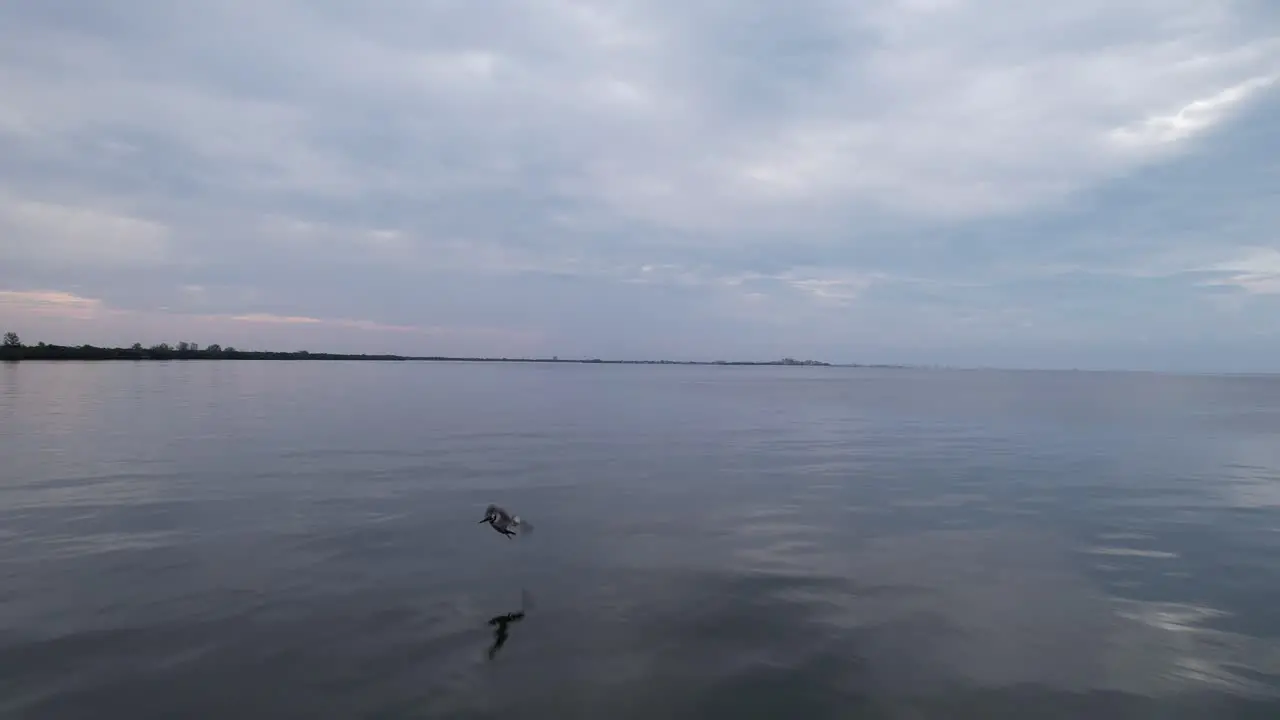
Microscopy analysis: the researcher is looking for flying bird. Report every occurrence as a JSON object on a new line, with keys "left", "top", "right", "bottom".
{"left": 478, "top": 504, "right": 532, "bottom": 538}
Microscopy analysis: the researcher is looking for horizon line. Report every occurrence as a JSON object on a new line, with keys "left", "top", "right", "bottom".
{"left": 2, "top": 335, "right": 1276, "bottom": 376}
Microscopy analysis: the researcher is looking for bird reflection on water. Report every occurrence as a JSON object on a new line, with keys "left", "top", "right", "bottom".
{"left": 486, "top": 610, "right": 525, "bottom": 660}
{"left": 486, "top": 589, "right": 534, "bottom": 661}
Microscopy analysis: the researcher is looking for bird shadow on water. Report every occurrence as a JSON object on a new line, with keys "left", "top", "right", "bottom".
{"left": 485, "top": 588, "right": 534, "bottom": 661}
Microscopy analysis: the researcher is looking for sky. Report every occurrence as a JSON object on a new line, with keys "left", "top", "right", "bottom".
{"left": 1, "top": 1, "right": 1279, "bottom": 372}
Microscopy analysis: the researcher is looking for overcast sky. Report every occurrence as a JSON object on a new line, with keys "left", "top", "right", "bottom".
{"left": 1, "top": 1, "right": 1278, "bottom": 371}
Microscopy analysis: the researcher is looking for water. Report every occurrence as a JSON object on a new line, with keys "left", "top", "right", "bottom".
{"left": 2, "top": 361, "right": 1279, "bottom": 718}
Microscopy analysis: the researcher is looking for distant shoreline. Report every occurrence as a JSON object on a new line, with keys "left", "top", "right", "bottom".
{"left": 0, "top": 338, "right": 908, "bottom": 368}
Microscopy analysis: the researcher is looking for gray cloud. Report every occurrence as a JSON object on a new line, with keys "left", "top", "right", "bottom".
{"left": 1, "top": 0, "right": 1279, "bottom": 369}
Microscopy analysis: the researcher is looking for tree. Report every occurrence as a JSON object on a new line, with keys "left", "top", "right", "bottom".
{"left": 206, "top": 344, "right": 222, "bottom": 354}
{"left": 131, "top": 343, "right": 143, "bottom": 351}
{"left": 177, "top": 341, "right": 190, "bottom": 352}
{"left": 2, "top": 332, "right": 19, "bottom": 348}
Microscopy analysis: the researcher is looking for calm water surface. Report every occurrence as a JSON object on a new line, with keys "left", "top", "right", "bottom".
{"left": 2, "top": 361, "right": 1279, "bottom": 718}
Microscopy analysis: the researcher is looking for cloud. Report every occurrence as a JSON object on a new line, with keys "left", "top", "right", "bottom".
{"left": 0, "top": 290, "right": 106, "bottom": 320}
{"left": 0, "top": 193, "right": 170, "bottom": 268}
{"left": 0, "top": 289, "right": 540, "bottom": 355}
{"left": 1, "top": 0, "right": 1279, "bottom": 369}
{"left": 228, "top": 312, "right": 439, "bottom": 335}
{"left": 569, "top": 0, "right": 1280, "bottom": 229}
{"left": 1198, "top": 247, "right": 1280, "bottom": 295}
{"left": 1109, "top": 74, "right": 1278, "bottom": 150}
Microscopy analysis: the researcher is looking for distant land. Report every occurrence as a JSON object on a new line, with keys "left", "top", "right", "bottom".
{"left": 1, "top": 332, "right": 908, "bottom": 368}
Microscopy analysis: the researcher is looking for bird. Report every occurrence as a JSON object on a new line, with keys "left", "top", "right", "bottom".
{"left": 478, "top": 504, "right": 532, "bottom": 538}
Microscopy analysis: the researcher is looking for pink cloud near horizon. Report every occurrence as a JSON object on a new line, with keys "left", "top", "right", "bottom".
{"left": 0, "top": 289, "right": 544, "bottom": 355}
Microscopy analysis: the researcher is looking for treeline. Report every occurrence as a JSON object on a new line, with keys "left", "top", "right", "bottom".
{"left": 2, "top": 331, "right": 849, "bottom": 366}
{"left": 0, "top": 333, "right": 405, "bottom": 362}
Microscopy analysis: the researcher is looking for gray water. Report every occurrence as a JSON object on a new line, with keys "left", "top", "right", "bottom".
{"left": 2, "top": 361, "right": 1279, "bottom": 719}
